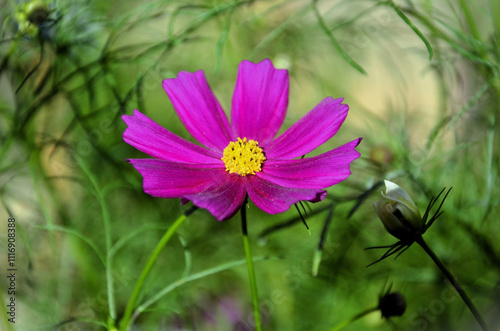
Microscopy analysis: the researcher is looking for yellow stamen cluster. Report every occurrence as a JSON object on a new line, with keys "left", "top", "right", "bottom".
{"left": 221, "top": 137, "right": 266, "bottom": 176}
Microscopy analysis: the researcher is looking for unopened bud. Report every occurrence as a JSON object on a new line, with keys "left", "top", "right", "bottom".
{"left": 379, "top": 292, "right": 406, "bottom": 318}
{"left": 373, "top": 180, "right": 422, "bottom": 241}
{"left": 15, "top": 0, "right": 51, "bottom": 36}
{"left": 26, "top": 1, "right": 50, "bottom": 26}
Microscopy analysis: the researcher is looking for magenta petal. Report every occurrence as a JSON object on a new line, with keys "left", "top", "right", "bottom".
{"left": 246, "top": 176, "right": 326, "bottom": 214}
{"left": 123, "top": 110, "right": 221, "bottom": 163}
{"left": 265, "top": 97, "right": 349, "bottom": 159}
{"left": 163, "top": 71, "right": 233, "bottom": 152}
{"left": 231, "top": 59, "right": 289, "bottom": 145}
{"left": 183, "top": 175, "right": 247, "bottom": 221}
{"left": 128, "top": 159, "right": 225, "bottom": 198}
{"left": 260, "top": 138, "right": 362, "bottom": 189}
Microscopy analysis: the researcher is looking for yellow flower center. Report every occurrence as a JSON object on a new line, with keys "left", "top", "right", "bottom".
{"left": 221, "top": 137, "right": 266, "bottom": 176}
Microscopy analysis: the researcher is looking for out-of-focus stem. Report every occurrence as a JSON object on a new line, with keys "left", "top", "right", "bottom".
{"left": 241, "top": 200, "right": 263, "bottom": 331}
{"left": 416, "top": 236, "right": 489, "bottom": 331}
{"left": 329, "top": 307, "right": 378, "bottom": 331}
{"left": 118, "top": 207, "right": 196, "bottom": 331}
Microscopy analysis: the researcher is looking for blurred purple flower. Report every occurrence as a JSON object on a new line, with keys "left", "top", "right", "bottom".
{"left": 166, "top": 295, "right": 253, "bottom": 331}
{"left": 123, "top": 59, "right": 361, "bottom": 220}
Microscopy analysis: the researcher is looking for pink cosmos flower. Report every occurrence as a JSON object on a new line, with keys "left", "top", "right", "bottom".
{"left": 123, "top": 59, "right": 361, "bottom": 221}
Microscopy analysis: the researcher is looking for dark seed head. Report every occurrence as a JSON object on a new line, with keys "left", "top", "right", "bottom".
{"left": 378, "top": 292, "right": 406, "bottom": 318}
{"left": 26, "top": 1, "right": 51, "bottom": 26}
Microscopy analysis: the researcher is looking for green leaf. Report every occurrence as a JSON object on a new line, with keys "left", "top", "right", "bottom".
{"left": 389, "top": 1, "right": 433, "bottom": 60}
{"left": 312, "top": 1, "right": 367, "bottom": 75}
{"left": 135, "top": 256, "right": 277, "bottom": 319}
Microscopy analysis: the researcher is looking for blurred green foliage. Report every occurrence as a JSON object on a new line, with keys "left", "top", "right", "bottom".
{"left": 0, "top": 0, "right": 499, "bottom": 330}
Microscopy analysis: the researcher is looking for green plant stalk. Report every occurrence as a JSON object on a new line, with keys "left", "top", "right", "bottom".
{"left": 459, "top": 0, "right": 489, "bottom": 62}
{"left": 131, "top": 255, "right": 275, "bottom": 324}
{"left": 483, "top": 116, "right": 495, "bottom": 222}
{"left": 401, "top": 6, "right": 493, "bottom": 68}
{"left": 422, "top": 1, "right": 448, "bottom": 121}
{"left": 492, "top": 0, "right": 500, "bottom": 136}
{"left": 388, "top": 0, "right": 433, "bottom": 60}
{"left": 29, "top": 154, "right": 56, "bottom": 255}
{"left": 118, "top": 212, "right": 189, "bottom": 331}
{"left": 459, "top": 0, "right": 480, "bottom": 41}
{"left": 416, "top": 236, "right": 489, "bottom": 331}
{"left": 329, "top": 307, "right": 378, "bottom": 331}
{"left": 312, "top": 0, "right": 367, "bottom": 75}
{"left": 241, "top": 202, "right": 263, "bottom": 331}
{"left": 102, "top": 197, "right": 115, "bottom": 323}
{"left": 77, "top": 157, "right": 116, "bottom": 322}
{"left": 214, "top": 5, "right": 235, "bottom": 74}
{"left": 0, "top": 136, "right": 13, "bottom": 169}
{"left": 35, "top": 225, "right": 106, "bottom": 266}
{"left": 491, "top": 0, "right": 500, "bottom": 56}
{"left": 249, "top": 4, "right": 312, "bottom": 59}
{"left": 312, "top": 205, "right": 334, "bottom": 276}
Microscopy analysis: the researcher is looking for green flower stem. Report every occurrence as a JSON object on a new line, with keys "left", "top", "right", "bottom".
{"left": 329, "top": 307, "right": 378, "bottom": 331}
{"left": 131, "top": 256, "right": 276, "bottom": 325}
{"left": 76, "top": 157, "right": 115, "bottom": 322}
{"left": 459, "top": 0, "right": 481, "bottom": 42}
{"left": 118, "top": 207, "right": 195, "bottom": 331}
{"left": 241, "top": 200, "right": 263, "bottom": 331}
{"left": 312, "top": 0, "right": 367, "bottom": 75}
{"left": 491, "top": 0, "right": 500, "bottom": 56}
{"left": 388, "top": 0, "right": 433, "bottom": 60}
{"left": 416, "top": 236, "right": 489, "bottom": 331}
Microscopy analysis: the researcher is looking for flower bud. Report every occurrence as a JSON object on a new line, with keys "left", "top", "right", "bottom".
{"left": 370, "top": 145, "right": 392, "bottom": 165}
{"left": 15, "top": 0, "right": 50, "bottom": 36}
{"left": 373, "top": 180, "right": 422, "bottom": 241}
{"left": 378, "top": 292, "right": 406, "bottom": 318}
{"left": 26, "top": 1, "right": 51, "bottom": 26}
